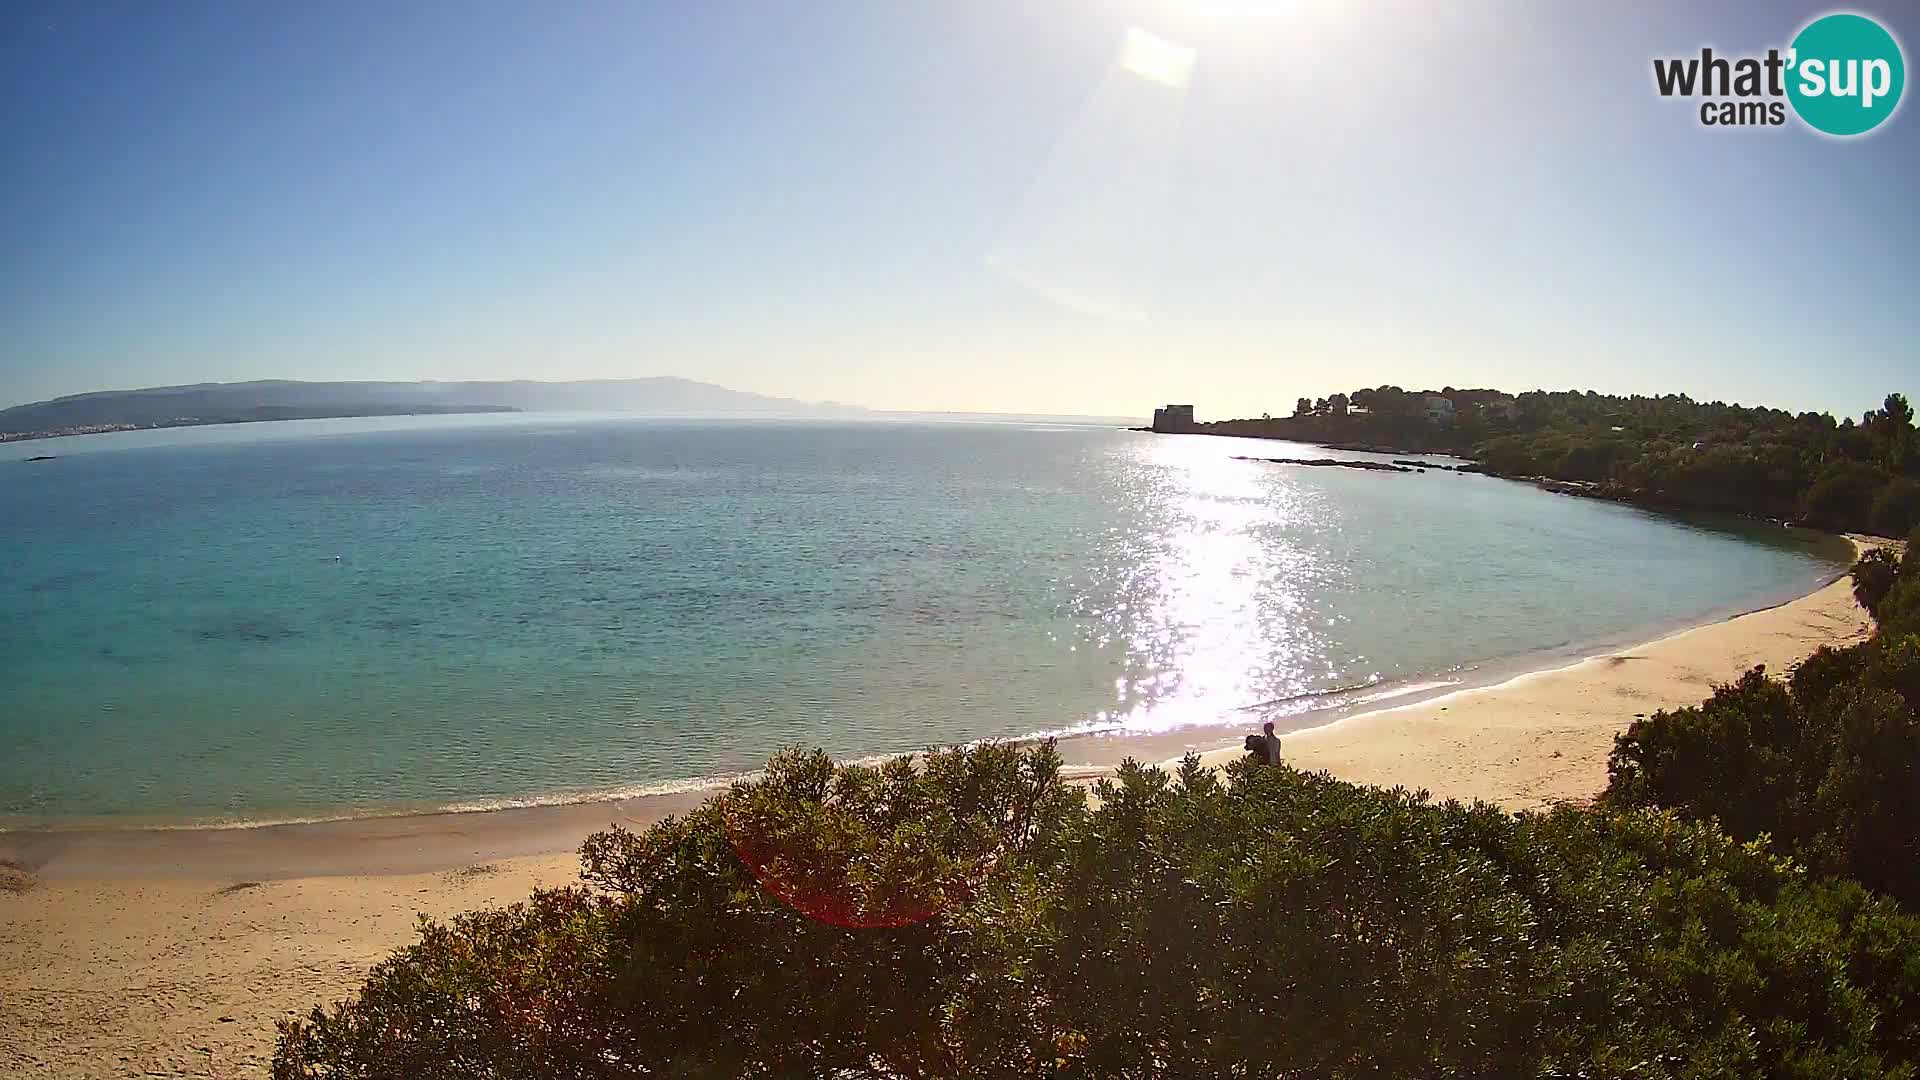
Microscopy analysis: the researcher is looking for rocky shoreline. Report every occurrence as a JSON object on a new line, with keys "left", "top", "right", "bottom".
{"left": 1230, "top": 455, "right": 1420, "bottom": 473}
{"left": 1143, "top": 426, "right": 1811, "bottom": 532}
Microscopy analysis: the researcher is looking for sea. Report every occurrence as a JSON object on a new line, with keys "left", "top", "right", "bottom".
{"left": 0, "top": 413, "right": 1849, "bottom": 828}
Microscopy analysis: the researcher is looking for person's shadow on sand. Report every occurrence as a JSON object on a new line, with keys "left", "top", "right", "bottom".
{"left": 0, "top": 834, "right": 69, "bottom": 891}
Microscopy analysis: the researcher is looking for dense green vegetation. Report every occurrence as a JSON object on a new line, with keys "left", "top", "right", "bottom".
{"left": 1194, "top": 388, "right": 1918, "bottom": 537}
{"left": 1607, "top": 531, "right": 1920, "bottom": 909}
{"left": 280, "top": 735, "right": 1920, "bottom": 1077}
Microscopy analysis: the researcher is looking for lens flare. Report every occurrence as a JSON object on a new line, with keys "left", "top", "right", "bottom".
{"left": 718, "top": 759, "right": 1029, "bottom": 929}
{"left": 987, "top": 26, "right": 1195, "bottom": 322}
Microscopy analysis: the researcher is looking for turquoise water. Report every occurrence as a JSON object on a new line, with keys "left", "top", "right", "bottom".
{"left": 0, "top": 416, "right": 1845, "bottom": 826}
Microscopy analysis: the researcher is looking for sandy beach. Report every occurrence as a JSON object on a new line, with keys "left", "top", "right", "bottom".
{"left": 0, "top": 549, "right": 1880, "bottom": 1079}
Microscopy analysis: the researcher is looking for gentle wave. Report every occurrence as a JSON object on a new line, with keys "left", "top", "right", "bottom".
{"left": 0, "top": 774, "right": 760, "bottom": 833}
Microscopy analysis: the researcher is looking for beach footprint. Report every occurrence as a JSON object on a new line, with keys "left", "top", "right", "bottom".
{"left": 443, "top": 863, "right": 499, "bottom": 885}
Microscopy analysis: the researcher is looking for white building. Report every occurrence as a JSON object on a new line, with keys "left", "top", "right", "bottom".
{"left": 1419, "top": 393, "right": 1455, "bottom": 424}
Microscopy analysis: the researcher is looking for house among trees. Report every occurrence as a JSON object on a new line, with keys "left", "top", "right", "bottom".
{"left": 1444, "top": 389, "right": 1518, "bottom": 420}
{"left": 1419, "top": 393, "right": 1455, "bottom": 425}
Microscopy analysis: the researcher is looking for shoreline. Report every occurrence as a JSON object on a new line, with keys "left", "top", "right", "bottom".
{"left": 0, "top": 545, "right": 1855, "bottom": 876}
{"left": 1195, "top": 536, "right": 1879, "bottom": 810}
{"left": 0, "top": 543, "right": 1880, "bottom": 1078}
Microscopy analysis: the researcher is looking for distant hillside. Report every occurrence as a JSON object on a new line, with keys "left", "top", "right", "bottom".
{"left": 0, "top": 378, "right": 863, "bottom": 437}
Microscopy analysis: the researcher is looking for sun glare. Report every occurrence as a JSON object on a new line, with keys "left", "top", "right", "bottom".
{"left": 1120, "top": 26, "right": 1197, "bottom": 88}
{"left": 1174, "top": 0, "right": 1337, "bottom": 15}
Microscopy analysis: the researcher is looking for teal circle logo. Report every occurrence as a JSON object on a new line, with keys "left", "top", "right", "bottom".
{"left": 1787, "top": 13, "right": 1905, "bottom": 136}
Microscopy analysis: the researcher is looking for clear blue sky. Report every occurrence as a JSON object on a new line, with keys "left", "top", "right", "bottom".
{"left": 3, "top": 1, "right": 1914, "bottom": 418}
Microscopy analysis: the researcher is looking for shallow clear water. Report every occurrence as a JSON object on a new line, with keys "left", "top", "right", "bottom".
{"left": 0, "top": 415, "right": 1845, "bottom": 826}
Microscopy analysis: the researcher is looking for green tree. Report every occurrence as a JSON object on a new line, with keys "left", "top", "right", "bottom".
{"left": 1884, "top": 392, "right": 1916, "bottom": 431}
{"left": 1872, "top": 477, "right": 1920, "bottom": 537}
{"left": 1801, "top": 460, "right": 1891, "bottom": 532}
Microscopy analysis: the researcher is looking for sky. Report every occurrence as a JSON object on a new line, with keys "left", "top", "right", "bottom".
{"left": 2, "top": 0, "right": 1915, "bottom": 419}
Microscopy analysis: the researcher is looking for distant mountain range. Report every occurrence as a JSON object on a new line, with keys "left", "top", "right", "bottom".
{"left": 0, "top": 378, "right": 865, "bottom": 438}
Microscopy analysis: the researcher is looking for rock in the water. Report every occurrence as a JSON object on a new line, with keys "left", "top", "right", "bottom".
{"left": 1231, "top": 455, "right": 1415, "bottom": 474}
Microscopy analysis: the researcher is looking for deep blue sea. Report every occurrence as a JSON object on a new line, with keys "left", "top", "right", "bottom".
{"left": 0, "top": 414, "right": 1847, "bottom": 827}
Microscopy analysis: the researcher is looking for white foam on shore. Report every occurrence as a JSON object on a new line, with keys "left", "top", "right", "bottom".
{"left": 2, "top": 773, "right": 761, "bottom": 833}
{"left": 1238, "top": 565, "right": 1860, "bottom": 757}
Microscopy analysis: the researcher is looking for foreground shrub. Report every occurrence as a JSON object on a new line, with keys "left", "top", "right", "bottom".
{"left": 1607, "top": 544, "right": 1920, "bottom": 910}
{"left": 276, "top": 744, "right": 1920, "bottom": 1079}
{"left": 1876, "top": 529, "right": 1920, "bottom": 637}
{"left": 1856, "top": 548, "right": 1903, "bottom": 617}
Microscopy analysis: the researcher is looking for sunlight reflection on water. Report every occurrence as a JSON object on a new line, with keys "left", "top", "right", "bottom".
{"left": 1065, "top": 434, "right": 1341, "bottom": 735}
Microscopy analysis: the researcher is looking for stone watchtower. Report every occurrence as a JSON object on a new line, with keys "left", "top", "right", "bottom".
{"left": 1151, "top": 404, "right": 1195, "bottom": 432}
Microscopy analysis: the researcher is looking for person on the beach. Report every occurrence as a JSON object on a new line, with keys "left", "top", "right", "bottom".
{"left": 1258, "top": 720, "right": 1281, "bottom": 766}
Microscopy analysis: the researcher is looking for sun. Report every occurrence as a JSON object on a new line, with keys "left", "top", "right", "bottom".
{"left": 1168, "top": 0, "right": 1345, "bottom": 18}
{"left": 1121, "top": 26, "right": 1199, "bottom": 88}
